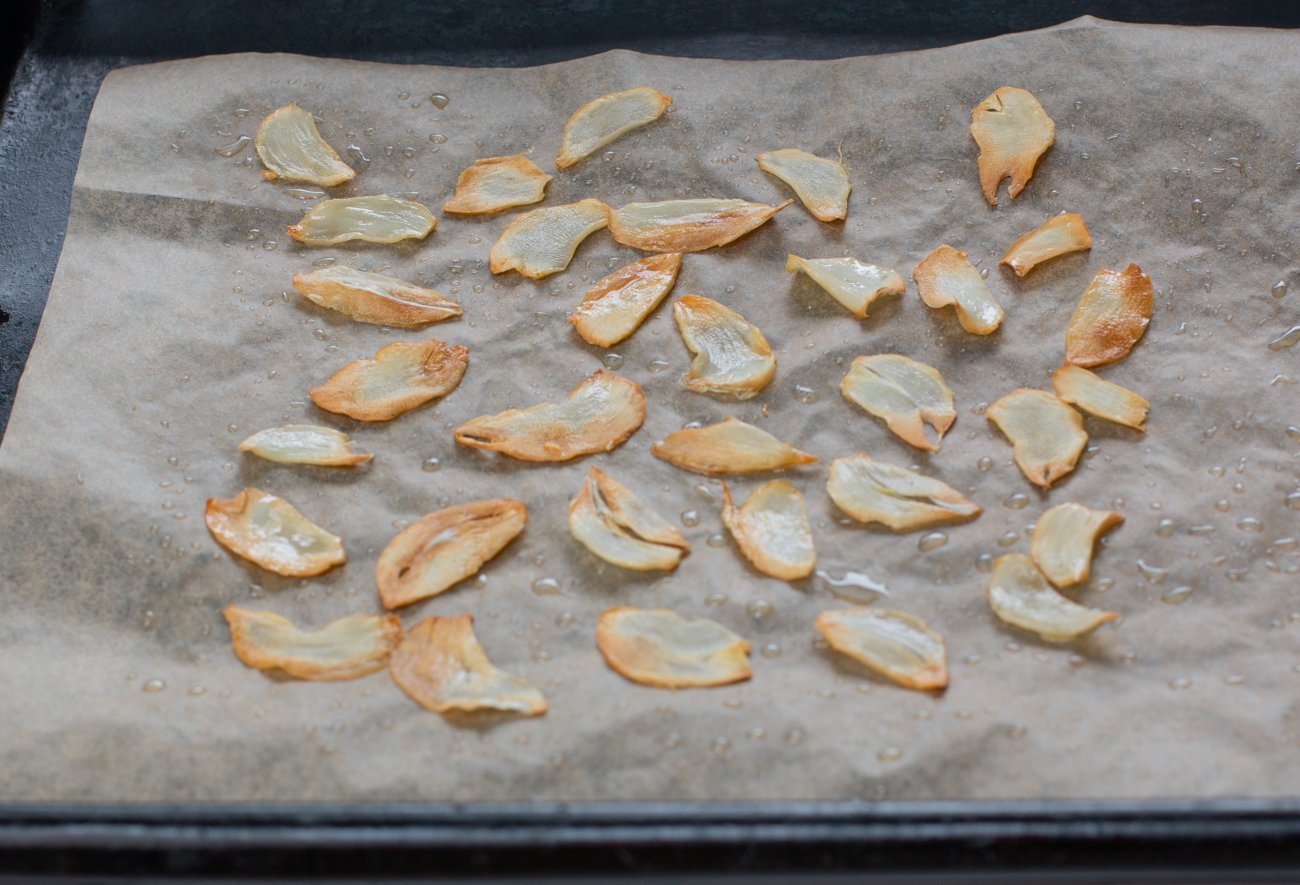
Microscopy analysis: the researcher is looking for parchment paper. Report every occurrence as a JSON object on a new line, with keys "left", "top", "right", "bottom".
{"left": 3, "top": 16, "right": 1300, "bottom": 802}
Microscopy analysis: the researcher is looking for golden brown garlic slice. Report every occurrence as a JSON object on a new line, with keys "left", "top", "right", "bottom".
{"left": 1031, "top": 502, "right": 1123, "bottom": 588}
{"left": 970, "top": 87, "right": 1055, "bottom": 205}
{"left": 1065, "top": 264, "right": 1154, "bottom": 367}
{"left": 292, "top": 266, "right": 460, "bottom": 327}
{"left": 839, "top": 354, "right": 955, "bottom": 452}
{"left": 310, "top": 339, "right": 468, "bottom": 422}
{"left": 914, "top": 245, "right": 1004, "bottom": 334}
{"left": 673, "top": 295, "right": 775, "bottom": 400}
{"left": 488, "top": 199, "right": 609, "bottom": 279}
{"left": 651, "top": 417, "right": 817, "bottom": 475}
{"left": 238, "top": 425, "right": 371, "bottom": 466}
{"left": 987, "top": 554, "right": 1119, "bottom": 641}
{"left": 608, "top": 199, "right": 792, "bottom": 253}
{"left": 721, "top": 481, "right": 815, "bottom": 580}
{"left": 569, "top": 253, "right": 681, "bottom": 347}
{"left": 205, "top": 488, "right": 345, "bottom": 577}
{"left": 826, "top": 454, "right": 981, "bottom": 532}
{"left": 1000, "top": 213, "right": 1091, "bottom": 277}
{"left": 287, "top": 195, "right": 437, "bottom": 245}
{"left": 814, "top": 608, "right": 948, "bottom": 691}
{"left": 987, "top": 389, "right": 1087, "bottom": 488}
{"left": 556, "top": 87, "right": 672, "bottom": 170}
{"left": 785, "top": 255, "right": 904, "bottom": 318}
{"left": 255, "top": 104, "right": 355, "bottom": 187}
{"left": 223, "top": 606, "right": 401, "bottom": 681}
{"left": 569, "top": 468, "right": 690, "bottom": 571}
{"left": 755, "top": 148, "right": 850, "bottom": 221}
{"left": 1052, "top": 364, "right": 1149, "bottom": 430}
{"left": 442, "top": 154, "right": 551, "bottom": 215}
{"left": 596, "top": 607, "right": 751, "bottom": 688}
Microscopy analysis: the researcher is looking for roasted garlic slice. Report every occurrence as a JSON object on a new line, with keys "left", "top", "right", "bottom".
{"left": 454, "top": 369, "right": 644, "bottom": 461}
{"left": 826, "top": 454, "right": 981, "bottom": 532}
{"left": 255, "top": 104, "right": 355, "bottom": 187}
{"left": 815, "top": 608, "right": 948, "bottom": 691}
{"left": 673, "top": 295, "right": 775, "bottom": 399}
{"left": 987, "top": 554, "right": 1119, "bottom": 641}
{"left": 839, "top": 354, "right": 955, "bottom": 452}
{"left": 607, "top": 199, "right": 791, "bottom": 253}
{"left": 1031, "top": 502, "right": 1123, "bottom": 588}
{"left": 442, "top": 153, "right": 551, "bottom": 215}
{"left": 1000, "top": 213, "right": 1091, "bottom": 277}
{"left": 986, "top": 389, "right": 1087, "bottom": 488}
{"left": 568, "top": 468, "right": 690, "bottom": 571}
{"left": 913, "top": 245, "right": 1004, "bottom": 334}
{"left": 1065, "top": 264, "right": 1154, "bottom": 367}
{"left": 596, "top": 607, "right": 751, "bottom": 688}
{"left": 785, "top": 255, "right": 904, "bottom": 318}
{"left": 721, "top": 481, "right": 815, "bottom": 580}
{"left": 651, "top": 417, "right": 817, "bottom": 475}
{"left": 292, "top": 266, "right": 460, "bottom": 327}
{"left": 568, "top": 253, "right": 681, "bottom": 347}
{"left": 556, "top": 87, "right": 672, "bottom": 169}
{"left": 1052, "top": 364, "right": 1149, "bottom": 430}
{"left": 310, "top": 339, "right": 468, "bottom": 422}
{"left": 287, "top": 195, "right": 437, "bottom": 245}
{"left": 224, "top": 606, "right": 401, "bottom": 681}
{"left": 238, "top": 425, "right": 371, "bottom": 466}
{"left": 970, "top": 86, "right": 1055, "bottom": 205}
{"left": 755, "top": 148, "right": 850, "bottom": 221}
{"left": 205, "top": 488, "right": 345, "bottom": 577}
{"left": 488, "top": 198, "right": 609, "bottom": 279}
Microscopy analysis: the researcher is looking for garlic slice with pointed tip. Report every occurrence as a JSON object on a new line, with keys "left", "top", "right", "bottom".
{"left": 1052, "top": 364, "right": 1149, "bottom": 430}
{"left": 987, "top": 554, "right": 1119, "bottom": 641}
{"left": 721, "top": 481, "right": 815, "bottom": 580}
{"left": 815, "top": 608, "right": 948, "bottom": 691}
{"left": 987, "top": 389, "right": 1087, "bottom": 488}
{"left": 442, "top": 153, "right": 551, "bottom": 214}
{"left": 785, "top": 255, "right": 904, "bottom": 318}
{"left": 205, "top": 488, "right": 345, "bottom": 577}
{"left": 1031, "top": 502, "right": 1123, "bottom": 588}
{"left": 826, "top": 454, "right": 981, "bottom": 532}
{"left": 651, "top": 417, "right": 817, "bottom": 475}
{"left": 1065, "top": 264, "right": 1154, "bottom": 367}
{"left": 756, "top": 148, "right": 850, "bottom": 221}
{"left": 224, "top": 606, "right": 401, "bottom": 681}
{"left": 557, "top": 87, "right": 672, "bottom": 170}
{"left": 1000, "top": 213, "right": 1091, "bottom": 277}
{"left": 292, "top": 266, "right": 460, "bottom": 326}
{"left": 310, "top": 339, "right": 468, "bottom": 422}
{"left": 255, "top": 104, "right": 355, "bottom": 187}
{"left": 569, "top": 468, "right": 689, "bottom": 571}
{"left": 608, "top": 199, "right": 792, "bottom": 253}
{"left": 673, "top": 295, "right": 774, "bottom": 400}
{"left": 840, "top": 354, "right": 955, "bottom": 452}
{"left": 287, "top": 195, "right": 437, "bottom": 245}
{"left": 488, "top": 198, "right": 610, "bottom": 279}
{"left": 238, "top": 425, "right": 371, "bottom": 466}
{"left": 970, "top": 87, "right": 1055, "bottom": 205}
{"left": 914, "top": 245, "right": 1004, "bottom": 334}
{"left": 596, "top": 607, "right": 751, "bottom": 688}
{"left": 569, "top": 253, "right": 681, "bottom": 347}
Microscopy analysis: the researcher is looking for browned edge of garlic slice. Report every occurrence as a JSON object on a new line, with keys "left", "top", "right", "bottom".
{"left": 569, "top": 253, "right": 682, "bottom": 348}
{"left": 1052, "top": 364, "right": 1149, "bottom": 431}
{"left": 986, "top": 389, "right": 1087, "bottom": 488}
{"left": 785, "top": 255, "right": 905, "bottom": 318}
{"left": 839, "top": 354, "right": 955, "bottom": 452}
{"left": 557, "top": 87, "right": 672, "bottom": 170}
{"left": 755, "top": 148, "right": 850, "bottom": 222}
{"left": 488, "top": 199, "right": 610, "bottom": 279}
{"left": 970, "top": 87, "right": 1055, "bottom": 205}
{"left": 292, "top": 266, "right": 461, "bottom": 327}
{"left": 721, "top": 481, "right": 815, "bottom": 580}
{"left": 1030, "top": 502, "right": 1123, "bottom": 588}
{"left": 205, "top": 488, "right": 346, "bottom": 577}
{"left": 255, "top": 103, "right": 355, "bottom": 187}
{"left": 673, "top": 295, "right": 775, "bottom": 400}
{"left": 1000, "top": 213, "right": 1091, "bottom": 277}
{"left": 607, "top": 199, "right": 792, "bottom": 253}
{"left": 238, "top": 425, "right": 371, "bottom": 466}
{"left": 986, "top": 554, "right": 1119, "bottom": 642}
{"left": 310, "top": 338, "right": 468, "bottom": 422}
{"left": 442, "top": 154, "right": 552, "bottom": 215}
{"left": 287, "top": 196, "right": 437, "bottom": 245}
{"left": 568, "top": 468, "right": 689, "bottom": 571}
{"left": 1065, "top": 264, "right": 1154, "bottom": 367}
{"left": 651, "top": 416, "right": 817, "bottom": 475}
{"left": 815, "top": 608, "right": 948, "bottom": 691}
{"left": 825, "top": 454, "right": 981, "bottom": 532}
{"left": 595, "top": 607, "right": 752, "bottom": 688}
{"left": 224, "top": 605, "right": 401, "bottom": 681}
{"left": 913, "top": 245, "right": 1004, "bottom": 334}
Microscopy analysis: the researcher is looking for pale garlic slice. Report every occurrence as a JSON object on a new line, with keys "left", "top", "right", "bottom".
{"left": 442, "top": 154, "right": 551, "bottom": 215}
{"left": 205, "top": 488, "right": 345, "bottom": 577}
{"left": 608, "top": 199, "right": 792, "bottom": 253}
{"left": 391, "top": 614, "right": 547, "bottom": 715}
{"left": 913, "top": 245, "right": 1004, "bottom": 334}
{"left": 987, "top": 554, "right": 1119, "bottom": 641}
{"left": 224, "top": 606, "right": 401, "bottom": 681}
{"left": 674, "top": 295, "right": 775, "bottom": 399}
{"left": 826, "top": 454, "right": 981, "bottom": 532}
{"left": 839, "top": 354, "right": 955, "bottom": 452}
{"left": 292, "top": 266, "right": 461, "bottom": 327}
{"left": 556, "top": 87, "right": 672, "bottom": 170}
{"left": 987, "top": 389, "right": 1087, "bottom": 488}
{"left": 1031, "top": 502, "right": 1123, "bottom": 588}
{"left": 596, "top": 607, "right": 751, "bottom": 688}
{"left": 815, "top": 608, "right": 948, "bottom": 691}
{"left": 287, "top": 195, "right": 437, "bottom": 245}
{"left": 651, "top": 417, "right": 817, "bottom": 475}
{"left": 785, "top": 255, "right": 905, "bottom": 318}
{"left": 970, "top": 87, "right": 1055, "bottom": 205}
{"left": 488, "top": 198, "right": 610, "bottom": 279}
{"left": 376, "top": 499, "right": 527, "bottom": 609}
{"left": 569, "top": 253, "right": 681, "bottom": 347}
{"left": 568, "top": 468, "right": 690, "bottom": 571}
{"left": 1052, "top": 364, "right": 1149, "bottom": 430}
{"left": 1065, "top": 264, "right": 1154, "bottom": 367}
{"left": 310, "top": 339, "right": 468, "bottom": 422}
{"left": 721, "top": 481, "right": 815, "bottom": 580}
{"left": 755, "top": 148, "right": 850, "bottom": 222}
{"left": 454, "top": 369, "right": 644, "bottom": 461}
{"left": 238, "top": 425, "right": 371, "bottom": 466}
{"left": 1000, "top": 212, "right": 1091, "bottom": 277}
{"left": 255, "top": 104, "right": 355, "bottom": 187}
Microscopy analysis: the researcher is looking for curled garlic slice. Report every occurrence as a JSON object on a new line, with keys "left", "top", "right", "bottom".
{"left": 987, "top": 554, "right": 1119, "bottom": 641}
{"left": 557, "top": 87, "right": 672, "bottom": 170}
{"left": 721, "top": 481, "right": 815, "bottom": 580}
{"left": 970, "top": 87, "right": 1055, "bottom": 205}
{"left": 815, "top": 608, "right": 948, "bottom": 691}
{"left": 987, "top": 389, "right": 1087, "bottom": 488}
{"left": 569, "top": 253, "right": 681, "bottom": 347}
{"left": 1052, "top": 364, "right": 1149, "bottom": 430}
{"left": 1000, "top": 213, "right": 1091, "bottom": 277}
{"left": 310, "top": 339, "right": 468, "bottom": 422}
{"left": 238, "top": 425, "right": 371, "bottom": 466}
{"left": 914, "top": 245, "right": 1004, "bottom": 334}
{"left": 224, "top": 606, "right": 401, "bottom": 681}
{"left": 569, "top": 468, "right": 689, "bottom": 571}
{"left": 652, "top": 417, "right": 817, "bottom": 475}
{"left": 292, "top": 266, "right": 460, "bottom": 326}
{"left": 673, "top": 295, "right": 775, "bottom": 399}
{"left": 756, "top": 148, "right": 850, "bottom": 221}
{"left": 608, "top": 199, "right": 791, "bottom": 253}
{"left": 205, "top": 488, "right": 345, "bottom": 577}
{"left": 826, "top": 454, "right": 981, "bottom": 531}
{"left": 1031, "top": 502, "right": 1123, "bottom": 588}
{"left": 287, "top": 195, "right": 437, "bottom": 245}
{"left": 442, "top": 153, "right": 551, "bottom": 214}
{"left": 839, "top": 354, "right": 955, "bottom": 451}
{"left": 255, "top": 104, "right": 355, "bottom": 187}
{"left": 1065, "top": 264, "right": 1154, "bottom": 367}
{"left": 596, "top": 607, "right": 751, "bottom": 688}
{"left": 785, "top": 255, "right": 904, "bottom": 318}
{"left": 488, "top": 198, "right": 609, "bottom": 279}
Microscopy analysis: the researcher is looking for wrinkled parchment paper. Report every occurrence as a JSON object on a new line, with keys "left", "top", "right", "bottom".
{"left": 3, "top": 16, "right": 1300, "bottom": 802}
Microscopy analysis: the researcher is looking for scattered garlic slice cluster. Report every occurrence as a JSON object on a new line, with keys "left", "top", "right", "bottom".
{"left": 652, "top": 417, "right": 816, "bottom": 475}
{"left": 785, "top": 255, "right": 904, "bottom": 318}
{"left": 557, "top": 87, "right": 672, "bottom": 170}
{"left": 287, "top": 195, "right": 437, "bottom": 245}
{"left": 914, "top": 245, "right": 1004, "bottom": 334}
{"left": 986, "top": 555, "right": 1119, "bottom": 642}
{"left": 255, "top": 104, "right": 355, "bottom": 187}
{"left": 224, "top": 606, "right": 401, "bottom": 682}
{"left": 596, "top": 607, "right": 752, "bottom": 688}
{"left": 488, "top": 199, "right": 610, "bottom": 279}
{"left": 442, "top": 153, "right": 551, "bottom": 215}
{"left": 826, "top": 455, "right": 981, "bottom": 532}
{"left": 205, "top": 488, "right": 345, "bottom": 577}
{"left": 839, "top": 354, "right": 955, "bottom": 452}
{"left": 568, "top": 468, "right": 690, "bottom": 571}
{"left": 970, "top": 86, "right": 1055, "bottom": 205}
{"left": 292, "top": 266, "right": 460, "bottom": 327}
{"left": 815, "top": 608, "right": 948, "bottom": 691}
{"left": 310, "top": 339, "right": 468, "bottom": 422}
{"left": 607, "top": 199, "right": 791, "bottom": 252}
{"left": 722, "top": 481, "right": 815, "bottom": 580}
{"left": 238, "top": 425, "right": 371, "bottom": 466}
{"left": 756, "top": 148, "right": 850, "bottom": 221}
{"left": 673, "top": 295, "right": 775, "bottom": 399}
{"left": 569, "top": 253, "right": 681, "bottom": 347}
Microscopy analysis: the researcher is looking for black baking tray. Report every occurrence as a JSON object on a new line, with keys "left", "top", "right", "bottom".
{"left": 3, "top": 0, "right": 1300, "bottom": 881}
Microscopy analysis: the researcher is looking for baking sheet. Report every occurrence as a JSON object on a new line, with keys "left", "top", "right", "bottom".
{"left": 2, "top": 15, "right": 1299, "bottom": 802}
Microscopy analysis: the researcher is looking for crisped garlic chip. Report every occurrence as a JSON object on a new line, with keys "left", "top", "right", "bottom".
{"left": 391, "top": 614, "right": 547, "bottom": 715}
{"left": 970, "top": 87, "right": 1055, "bottom": 205}
{"left": 608, "top": 199, "right": 792, "bottom": 253}
{"left": 826, "top": 454, "right": 981, "bottom": 532}
{"left": 815, "top": 608, "right": 948, "bottom": 691}
{"left": 755, "top": 148, "right": 850, "bottom": 222}
{"left": 557, "top": 87, "right": 672, "bottom": 170}
{"left": 785, "top": 255, "right": 904, "bottom": 318}
{"left": 673, "top": 295, "right": 775, "bottom": 400}
{"left": 1065, "top": 264, "right": 1154, "bottom": 367}
{"left": 287, "top": 195, "right": 437, "bottom": 245}
{"left": 721, "top": 481, "right": 815, "bottom": 580}
{"left": 454, "top": 370, "right": 644, "bottom": 461}
{"left": 1000, "top": 213, "right": 1091, "bottom": 277}
{"left": 839, "top": 354, "right": 955, "bottom": 452}
{"left": 442, "top": 154, "right": 551, "bottom": 215}
{"left": 205, "top": 488, "right": 345, "bottom": 577}
{"left": 255, "top": 104, "right": 355, "bottom": 187}
{"left": 1052, "top": 364, "right": 1149, "bottom": 430}
{"left": 292, "top": 266, "right": 460, "bottom": 327}
{"left": 568, "top": 468, "right": 690, "bottom": 571}
{"left": 987, "top": 389, "right": 1087, "bottom": 488}
{"left": 310, "top": 339, "right": 468, "bottom": 422}
{"left": 651, "top": 417, "right": 817, "bottom": 475}
{"left": 488, "top": 198, "right": 610, "bottom": 279}
{"left": 223, "top": 605, "right": 401, "bottom": 681}
{"left": 913, "top": 245, "right": 1004, "bottom": 334}
{"left": 238, "top": 425, "right": 371, "bottom": 466}
{"left": 569, "top": 253, "right": 681, "bottom": 347}
{"left": 987, "top": 554, "right": 1119, "bottom": 641}
{"left": 596, "top": 607, "right": 751, "bottom": 688}
{"left": 376, "top": 499, "right": 526, "bottom": 608}
{"left": 1031, "top": 502, "right": 1123, "bottom": 588}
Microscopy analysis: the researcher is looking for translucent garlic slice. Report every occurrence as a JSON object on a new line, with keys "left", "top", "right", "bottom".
{"left": 913, "top": 245, "right": 1004, "bottom": 334}
{"left": 292, "top": 266, "right": 460, "bottom": 326}
{"left": 224, "top": 605, "right": 401, "bottom": 681}
{"left": 376, "top": 499, "right": 527, "bottom": 608}
{"left": 673, "top": 295, "right": 775, "bottom": 400}
{"left": 826, "top": 454, "right": 981, "bottom": 532}
{"left": 310, "top": 338, "right": 468, "bottom": 422}
{"left": 1000, "top": 213, "right": 1091, "bottom": 277}
{"left": 255, "top": 104, "right": 355, "bottom": 187}
{"left": 596, "top": 607, "right": 751, "bottom": 688}
{"left": 454, "top": 369, "right": 644, "bottom": 461}
{"left": 488, "top": 198, "right": 610, "bottom": 279}
{"left": 839, "top": 354, "right": 955, "bottom": 451}
{"left": 721, "top": 481, "right": 815, "bottom": 580}
{"left": 569, "top": 468, "right": 690, "bottom": 571}
{"left": 987, "top": 554, "right": 1119, "bottom": 641}
{"left": 287, "top": 195, "right": 437, "bottom": 245}
{"left": 987, "top": 389, "right": 1087, "bottom": 488}
{"left": 651, "top": 417, "right": 817, "bottom": 475}
{"left": 785, "top": 255, "right": 904, "bottom": 318}
{"left": 205, "top": 488, "right": 345, "bottom": 577}
{"left": 815, "top": 608, "right": 948, "bottom": 691}
{"left": 569, "top": 253, "right": 681, "bottom": 347}
{"left": 1052, "top": 364, "right": 1149, "bottom": 430}
{"left": 1031, "top": 502, "right": 1123, "bottom": 588}
{"left": 755, "top": 148, "right": 850, "bottom": 221}
{"left": 556, "top": 87, "right": 672, "bottom": 170}
{"left": 442, "top": 153, "right": 551, "bottom": 215}
{"left": 970, "top": 87, "right": 1055, "bottom": 205}
{"left": 238, "top": 425, "right": 371, "bottom": 466}
{"left": 608, "top": 199, "right": 792, "bottom": 253}
{"left": 1065, "top": 264, "right": 1154, "bottom": 367}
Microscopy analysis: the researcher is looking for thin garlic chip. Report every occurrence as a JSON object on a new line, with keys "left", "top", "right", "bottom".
{"left": 651, "top": 417, "right": 817, "bottom": 475}
{"left": 556, "top": 87, "right": 672, "bottom": 169}
{"left": 673, "top": 295, "right": 775, "bottom": 400}
{"left": 839, "top": 354, "right": 955, "bottom": 452}
{"left": 568, "top": 468, "right": 690, "bottom": 571}
{"left": 1052, "top": 364, "right": 1149, "bottom": 430}
{"left": 310, "top": 339, "right": 468, "bottom": 422}
{"left": 755, "top": 148, "right": 850, "bottom": 222}
{"left": 255, "top": 104, "right": 355, "bottom": 187}
{"left": 292, "top": 266, "right": 460, "bottom": 327}
{"left": 454, "top": 369, "right": 645, "bottom": 462}
{"left": 205, "top": 488, "right": 345, "bottom": 577}
{"left": 1065, "top": 264, "right": 1154, "bottom": 367}
{"left": 596, "top": 607, "right": 751, "bottom": 688}
{"left": 721, "top": 481, "right": 815, "bottom": 580}
{"left": 391, "top": 615, "right": 547, "bottom": 715}
{"left": 970, "top": 86, "right": 1055, "bottom": 205}
{"left": 607, "top": 199, "right": 792, "bottom": 253}
{"left": 224, "top": 606, "right": 400, "bottom": 682}
{"left": 987, "top": 389, "right": 1087, "bottom": 488}
{"left": 785, "top": 255, "right": 904, "bottom": 318}
{"left": 1031, "top": 502, "right": 1123, "bottom": 589}
{"left": 913, "top": 245, "right": 1004, "bottom": 334}
{"left": 376, "top": 499, "right": 526, "bottom": 608}
{"left": 488, "top": 198, "right": 610, "bottom": 279}
{"left": 815, "top": 608, "right": 948, "bottom": 691}
{"left": 987, "top": 554, "right": 1119, "bottom": 641}
{"left": 238, "top": 425, "right": 371, "bottom": 466}
{"left": 569, "top": 253, "right": 681, "bottom": 347}
{"left": 287, "top": 195, "right": 437, "bottom": 245}
{"left": 442, "top": 154, "right": 551, "bottom": 215}
{"left": 1000, "top": 213, "right": 1091, "bottom": 277}
{"left": 826, "top": 454, "right": 981, "bottom": 532}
